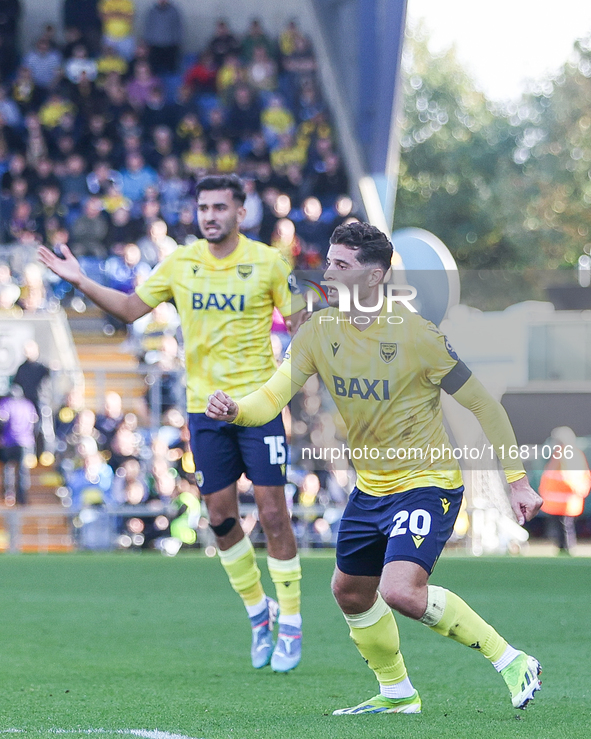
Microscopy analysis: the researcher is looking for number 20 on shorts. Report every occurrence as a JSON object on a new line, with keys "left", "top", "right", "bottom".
{"left": 390, "top": 509, "right": 432, "bottom": 538}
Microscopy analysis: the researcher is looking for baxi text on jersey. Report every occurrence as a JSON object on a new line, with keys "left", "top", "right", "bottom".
{"left": 333, "top": 375, "right": 390, "bottom": 400}
{"left": 192, "top": 293, "right": 246, "bottom": 311}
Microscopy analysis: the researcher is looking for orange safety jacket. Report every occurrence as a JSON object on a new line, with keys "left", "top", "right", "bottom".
{"left": 539, "top": 450, "right": 591, "bottom": 517}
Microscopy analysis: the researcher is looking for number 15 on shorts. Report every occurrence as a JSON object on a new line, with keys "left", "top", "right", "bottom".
{"left": 264, "top": 435, "right": 286, "bottom": 465}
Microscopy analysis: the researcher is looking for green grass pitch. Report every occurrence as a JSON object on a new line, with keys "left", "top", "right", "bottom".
{"left": 0, "top": 553, "right": 589, "bottom": 739}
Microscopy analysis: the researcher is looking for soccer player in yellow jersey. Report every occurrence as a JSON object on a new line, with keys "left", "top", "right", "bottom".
{"left": 206, "top": 221, "right": 545, "bottom": 713}
{"left": 38, "top": 175, "right": 306, "bottom": 673}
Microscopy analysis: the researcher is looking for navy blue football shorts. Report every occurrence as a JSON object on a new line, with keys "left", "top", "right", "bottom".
{"left": 188, "top": 413, "right": 287, "bottom": 495}
{"left": 336, "top": 484, "right": 464, "bottom": 577}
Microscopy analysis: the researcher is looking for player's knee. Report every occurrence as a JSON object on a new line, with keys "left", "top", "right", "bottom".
{"left": 381, "top": 583, "right": 424, "bottom": 619}
{"left": 258, "top": 505, "right": 288, "bottom": 535}
{"left": 331, "top": 576, "right": 368, "bottom": 613}
{"left": 209, "top": 517, "right": 237, "bottom": 537}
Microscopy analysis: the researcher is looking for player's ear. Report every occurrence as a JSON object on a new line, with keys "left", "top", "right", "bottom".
{"left": 368, "top": 267, "right": 383, "bottom": 287}
{"left": 236, "top": 205, "right": 247, "bottom": 226}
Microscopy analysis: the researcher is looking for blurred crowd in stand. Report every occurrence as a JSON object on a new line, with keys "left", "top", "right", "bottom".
{"left": 0, "top": 3, "right": 358, "bottom": 549}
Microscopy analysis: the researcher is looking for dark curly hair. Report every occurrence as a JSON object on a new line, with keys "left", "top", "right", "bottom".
{"left": 329, "top": 221, "right": 393, "bottom": 273}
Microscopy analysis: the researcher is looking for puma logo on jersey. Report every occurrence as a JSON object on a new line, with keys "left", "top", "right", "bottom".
{"left": 192, "top": 293, "right": 245, "bottom": 311}
{"left": 441, "top": 497, "right": 450, "bottom": 514}
{"left": 333, "top": 375, "right": 390, "bottom": 400}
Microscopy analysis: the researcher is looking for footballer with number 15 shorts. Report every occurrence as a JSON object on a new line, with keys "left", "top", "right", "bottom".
{"left": 206, "top": 221, "right": 544, "bottom": 715}
{"left": 39, "top": 174, "right": 307, "bottom": 673}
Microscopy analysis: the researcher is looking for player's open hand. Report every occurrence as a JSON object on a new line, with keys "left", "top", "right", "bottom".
{"left": 509, "top": 475, "right": 543, "bottom": 525}
{"left": 38, "top": 244, "right": 83, "bottom": 287}
{"left": 206, "top": 390, "right": 238, "bottom": 422}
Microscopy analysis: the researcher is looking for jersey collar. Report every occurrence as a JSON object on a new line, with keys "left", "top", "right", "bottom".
{"left": 197, "top": 233, "right": 248, "bottom": 269}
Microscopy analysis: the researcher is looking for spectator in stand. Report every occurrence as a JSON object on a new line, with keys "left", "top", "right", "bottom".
{"left": 144, "top": 0, "right": 183, "bottom": 74}
{"left": 242, "top": 18, "right": 275, "bottom": 62}
{"left": 207, "top": 19, "right": 240, "bottom": 67}
{"left": 23, "top": 38, "right": 63, "bottom": 90}
{"left": 183, "top": 51, "right": 217, "bottom": 95}
{"left": 312, "top": 152, "right": 348, "bottom": 201}
{"left": 214, "top": 138, "right": 238, "bottom": 174}
{"left": 137, "top": 218, "right": 175, "bottom": 266}
{"left": 67, "top": 450, "right": 114, "bottom": 510}
{"left": 0, "top": 85, "right": 22, "bottom": 129}
{"left": 54, "top": 386, "right": 84, "bottom": 446}
{"left": 0, "top": 383, "right": 37, "bottom": 505}
{"left": 120, "top": 153, "right": 157, "bottom": 204}
{"left": 292, "top": 196, "right": 333, "bottom": 266}
{"left": 143, "top": 87, "right": 176, "bottom": 131}
{"left": 215, "top": 53, "right": 244, "bottom": 104}
{"left": 13, "top": 339, "right": 49, "bottom": 409}
{"left": 108, "top": 419, "right": 141, "bottom": 471}
{"left": 96, "top": 42, "right": 128, "bottom": 79}
{"left": 271, "top": 217, "right": 300, "bottom": 267}
{"left": 65, "top": 44, "right": 99, "bottom": 84}
{"left": 240, "top": 177, "right": 263, "bottom": 239}
{"left": 33, "top": 183, "right": 67, "bottom": 242}
{"left": 182, "top": 136, "right": 212, "bottom": 176}
{"left": 70, "top": 195, "right": 109, "bottom": 257}
{"left": 158, "top": 155, "right": 188, "bottom": 224}
{"left": 105, "top": 206, "right": 136, "bottom": 249}
{"left": 63, "top": 0, "right": 102, "bottom": 55}
{"left": 127, "top": 61, "right": 160, "bottom": 110}
{"left": 227, "top": 84, "right": 261, "bottom": 140}
{"left": 98, "top": 0, "right": 135, "bottom": 60}
{"left": 281, "top": 163, "right": 308, "bottom": 206}
{"left": 247, "top": 45, "right": 277, "bottom": 94}
{"left": 25, "top": 119, "right": 50, "bottom": 167}
{"left": 95, "top": 390, "right": 124, "bottom": 449}
{"left": 176, "top": 111, "right": 203, "bottom": 149}
{"left": 19, "top": 263, "right": 48, "bottom": 312}
{"left": 0, "top": 263, "right": 20, "bottom": 309}
{"left": 146, "top": 126, "right": 175, "bottom": 170}
{"left": 104, "top": 242, "right": 150, "bottom": 293}
{"left": 169, "top": 201, "right": 200, "bottom": 244}
{"left": 270, "top": 131, "right": 308, "bottom": 174}
{"left": 0, "top": 0, "right": 21, "bottom": 78}
{"left": 261, "top": 94, "right": 295, "bottom": 147}
{"left": 60, "top": 154, "right": 90, "bottom": 210}
{"left": 1, "top": 153, "right": 29, "bottom": 194}
{"left": 12, "top": 67, "right": 42, "bottom": 116}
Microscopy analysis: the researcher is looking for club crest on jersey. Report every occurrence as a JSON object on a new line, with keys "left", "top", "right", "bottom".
{"left": 237, "top": 264, "right": 253, "bottom": 280}
{"left": 380, "top": 342, "right": 398, "bottom": 363}
{"left": 195, "top": 471, "right": 204, "bottom": 487}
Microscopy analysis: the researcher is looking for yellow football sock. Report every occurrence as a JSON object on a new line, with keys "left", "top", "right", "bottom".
{"left": 218, "top": 536, "right": 265, "bottom": 607}
{"left": 344, "top": 594, "right": 408, "bottom": 686}
{"left": 421, "top": 585, "right": 507, "bottom": 662}
{"left": 267, "top": 555, "right": 301, "bottom": 616}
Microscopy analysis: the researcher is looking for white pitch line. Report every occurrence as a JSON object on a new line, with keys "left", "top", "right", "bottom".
{"left": 0, "top": 730, "right": 205, "bottom": 739}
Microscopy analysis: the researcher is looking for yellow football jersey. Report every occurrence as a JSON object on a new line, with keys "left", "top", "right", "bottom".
{"left": 279, "top": 303, "right": 464, "bottom": 496}
{"left": 136, "top": 235, "right": 305, "bottom": 412}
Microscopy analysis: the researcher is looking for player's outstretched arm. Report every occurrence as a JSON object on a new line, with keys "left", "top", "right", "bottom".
{"left": 38, "top": 245, "right": 152, "bottom": 323}
{"left": 451, "top": 373, "right": 542, "bottom": 523}
{"left": 207, "top": 367, "right": 303, "bottom": 427}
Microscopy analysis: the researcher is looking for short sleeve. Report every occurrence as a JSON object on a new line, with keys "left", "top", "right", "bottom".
{"left": 135, "top": 252, "right": 176, "bottom": 308}
{"left": 269, "top": 250, "right": 305, "bottom": 317}
{"left": 416, "top": 320, "right": 460, "bottom": 386}
{"left": 277, "top": 317, "right": 317, "bottom": 386}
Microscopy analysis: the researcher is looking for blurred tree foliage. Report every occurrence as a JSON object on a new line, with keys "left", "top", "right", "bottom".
{"left": 394, "top": 26, "right": 591, "bottom": 272}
